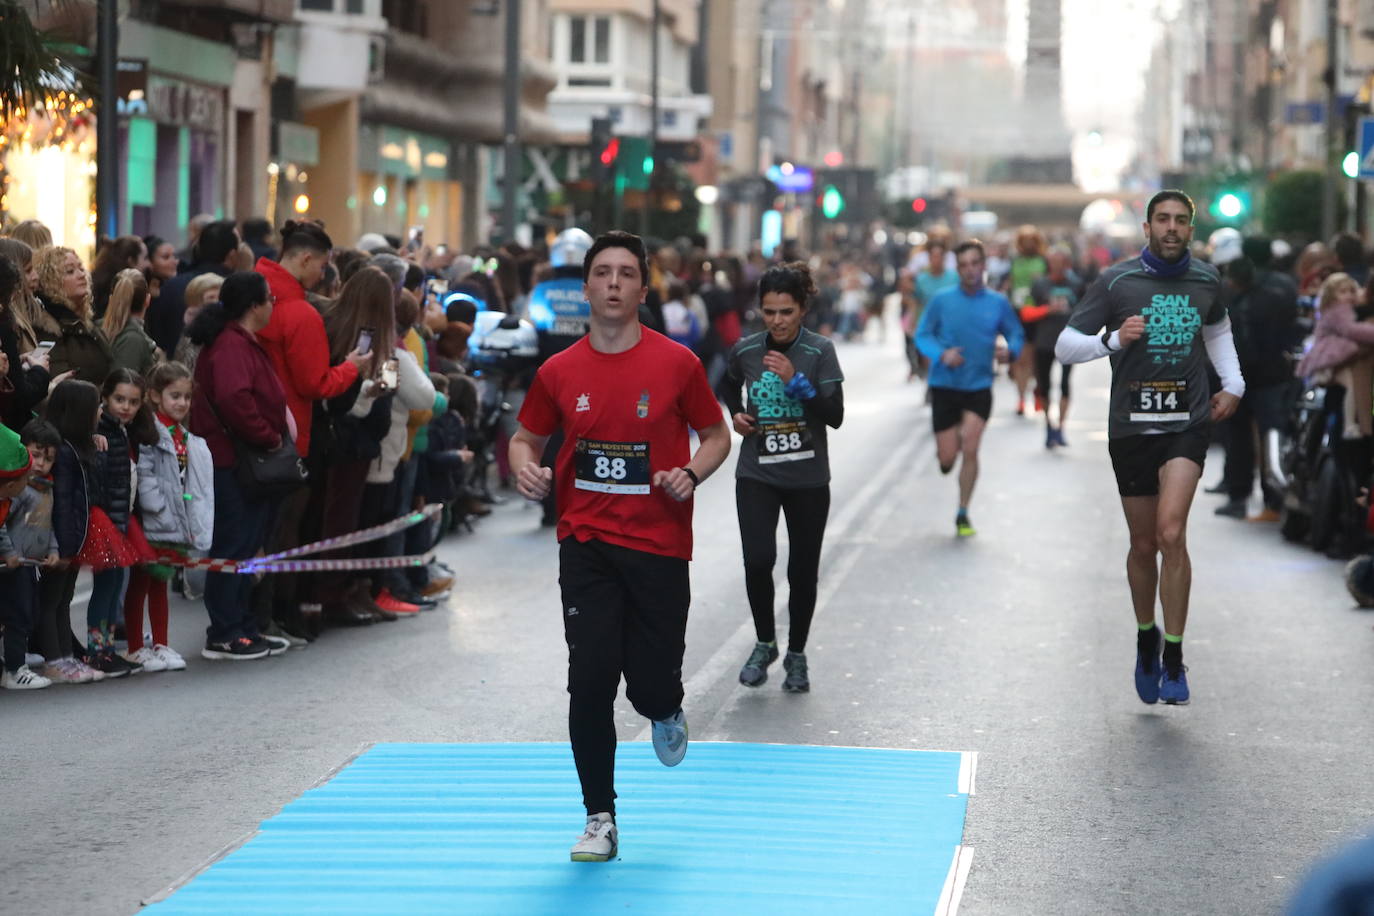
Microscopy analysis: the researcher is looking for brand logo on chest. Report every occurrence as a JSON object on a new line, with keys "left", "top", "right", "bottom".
{"left": 636, "top": 390, "right": 650, "bottom": 419}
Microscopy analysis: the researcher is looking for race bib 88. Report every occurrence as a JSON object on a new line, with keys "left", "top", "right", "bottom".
{"left": 574, "top": 439, "right": 651, "bottom": 494}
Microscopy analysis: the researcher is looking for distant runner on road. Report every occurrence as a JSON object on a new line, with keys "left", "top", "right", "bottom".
{"left": 914, "top": 240, "right": 1024, "bottom": 537}
{"left": 1056, "top": 189, "right": 1244, "bottom": 707}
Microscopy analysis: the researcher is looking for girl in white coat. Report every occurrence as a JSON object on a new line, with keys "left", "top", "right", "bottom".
{"left": 123, "top": 361, "right": 213, "bottom": 671}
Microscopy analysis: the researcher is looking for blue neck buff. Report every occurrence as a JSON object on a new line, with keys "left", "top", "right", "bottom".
{"left": 1139, "top": 245, "right": 1192, "bottom": 279}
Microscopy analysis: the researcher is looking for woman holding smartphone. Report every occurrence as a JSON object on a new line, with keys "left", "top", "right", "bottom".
{"left": 308, "top": 266, "right": 400, "bottom": 629}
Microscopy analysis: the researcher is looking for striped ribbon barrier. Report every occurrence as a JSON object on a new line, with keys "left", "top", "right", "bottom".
{"left": 180, "top": 504, "right": 444, "bottom": 575}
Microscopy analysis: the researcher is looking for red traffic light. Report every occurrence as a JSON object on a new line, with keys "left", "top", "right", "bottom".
{"left": 912, "top": 197, "right": 927, "bottom": 214}
{"left": 823, "top": 150, "right": 844, "bottom": 168}
{"left": 599, "top": 137, "right": 620, "bottom": 167}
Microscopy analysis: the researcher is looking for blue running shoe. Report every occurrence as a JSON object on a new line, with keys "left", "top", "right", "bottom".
{"left": 1159, "top": 664, "right": 1189, "bottom": 705}
{"left": 1134, "top": 647, "right": 1161, "bottom": 704}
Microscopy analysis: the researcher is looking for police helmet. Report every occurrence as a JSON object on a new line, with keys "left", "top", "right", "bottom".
{"left": 550, "top": 228, "right": 594, "bottom": 270}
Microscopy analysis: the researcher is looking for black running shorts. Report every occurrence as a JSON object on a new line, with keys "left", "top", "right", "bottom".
{"left": 1107, "top": 428, "right": 1211, "bottom": 497}
{"left": 930, "top": 386, "right": 993, "bottom": 433}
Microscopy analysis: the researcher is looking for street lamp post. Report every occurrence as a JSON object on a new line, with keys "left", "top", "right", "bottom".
{"left": 1322, "top": 0, "right": 1338, "bottom": 241}
{"left": 502, "top": 0, "right": 522, "bottom": 245}
{"left": 96, "top": 0, "right": 119, "bottom": 240}
{"left": 641, "top": 0, "right": 660, "bottom": 235}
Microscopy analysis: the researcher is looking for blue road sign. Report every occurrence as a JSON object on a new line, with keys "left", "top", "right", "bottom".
{"left": 1359, "top": 116, "right": 1374, "bottom": 180}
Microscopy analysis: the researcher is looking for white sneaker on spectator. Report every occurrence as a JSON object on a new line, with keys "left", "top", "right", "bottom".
{"left": 1, "top": 665, "right": 52, "bottom": 689}
{"left": 44, "top": 658, "right": 91, "bottom": 684}
{"left": 72, "top": 657, "right": 107, "bottom": 682}
{"left": 24, "top": 652, "right": 44, "bottom": 668}
{"left": 152, "top": 644, "right": 187, "bottom": 671}
{"left": 125, "top": 646, "right": 168, "bottom": 672}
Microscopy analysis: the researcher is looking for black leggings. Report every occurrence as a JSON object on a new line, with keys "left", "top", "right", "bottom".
{"left": 736, "top": 477, "right": 831, "bottom": 653}
{"left": 1034, "top": 350, "right": 1072, "bottom": 403}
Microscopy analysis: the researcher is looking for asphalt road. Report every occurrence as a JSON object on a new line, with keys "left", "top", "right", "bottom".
{"left": 3, "top": 320, "right": 1370, "bottom": 915}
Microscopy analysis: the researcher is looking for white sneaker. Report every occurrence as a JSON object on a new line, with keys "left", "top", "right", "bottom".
{"left": 44, "top": 658, "right": 92, "bottom": 684}
{"left": 24, "top": 652, "right": 45, "bottom": 668}
{"left": 1, "top": 665, "right": 51, "bottom": 689}
{"left": 651, "top": 708, "right": 689, "bottom": 767}
{"left": 125, "top": 646, "right": 168, "bottom": 672}
{"left": 570, "top": 813, "right": 618, "bottom": 862}
{"left": 72, "top": 657, "right": 107, "bottom": 682}
{"left": 152, "top": 644, "right": 186, "bottom": 671}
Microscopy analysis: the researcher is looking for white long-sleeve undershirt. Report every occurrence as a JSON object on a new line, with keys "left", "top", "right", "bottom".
{"left": 1054, "top": 319, "right": 1246, "bottom": 398}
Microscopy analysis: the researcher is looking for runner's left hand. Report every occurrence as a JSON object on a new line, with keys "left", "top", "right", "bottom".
{"left": 762, "top": 351, "right": 796, "bottom": 383}
{"left": 1210, "top": 391, "right": 1241, "bottom": 422}
{"left": 654, "top": 467, "right": 696, "bottom": 502}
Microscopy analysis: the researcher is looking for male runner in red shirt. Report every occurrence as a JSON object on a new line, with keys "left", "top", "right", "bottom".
{"left": 509, "top": 231, "right": 731, "bottom": 863}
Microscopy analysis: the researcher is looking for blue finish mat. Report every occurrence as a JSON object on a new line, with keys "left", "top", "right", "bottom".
{"left": 146, "top": 742, "right": 970, "bottom": 915}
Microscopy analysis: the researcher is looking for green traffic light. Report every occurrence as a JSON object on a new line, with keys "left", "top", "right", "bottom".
{"left": 822, "top": 186, "right": 844, "bottom": 219}
{"left": 1216, "top": 192, "right": 1244, "bottom": 220}
{"left": 1344, "top": 151, "right": 1360, "bottom": 179}
{"left": 642, "top": 156, "right": 654, "bottom": 175}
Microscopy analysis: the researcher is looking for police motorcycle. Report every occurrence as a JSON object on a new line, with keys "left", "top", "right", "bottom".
{"left": 464, "top": 305, "right": 540, "bottom": 503}
{"left": 1273, "top": 301, "right": 1366, "bottom": 556}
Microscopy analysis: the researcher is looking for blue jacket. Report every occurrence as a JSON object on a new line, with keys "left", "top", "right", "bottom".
{"left": 915, "top": 285, "right": 1024, "bottom": 391}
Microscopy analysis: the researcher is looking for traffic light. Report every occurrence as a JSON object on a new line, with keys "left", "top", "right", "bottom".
{"left": 820, "top": 185, "right": 845, "bottom": 219}
{"left": 601, "top": 138, "right": 620, "bottom": 168}
{"left": 1209, "top": 189, "right": 1250, "bottom": 223}
{"left": 1344, "top": 150, "right": 1360, "bottom": 178}
{"left": 590, "top": 117, "right": 616, "bottom": 181}
{"left": 911, "top": 197, "right": 927, "bottom": 214}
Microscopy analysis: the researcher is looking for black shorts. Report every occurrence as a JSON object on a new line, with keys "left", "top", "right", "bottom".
{"left": 930, "top": 387, "right": 992, "bottom": 432}
{"left": 1108, "top": 428, "right": 1211, "bottom": 497}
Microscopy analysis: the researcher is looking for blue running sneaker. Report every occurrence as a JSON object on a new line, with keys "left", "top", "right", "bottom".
{"left": 1134, "top": 651, "right": 1161, "bottom": 704}
{"left": 651, "top": 709, "right": 688, "bottom": 766}
{"left": 1159, "top": 664, "right": 1189, "bottom": 705}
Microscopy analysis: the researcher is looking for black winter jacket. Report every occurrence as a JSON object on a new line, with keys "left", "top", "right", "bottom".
{"left": 93, "top": 410, "right": 135, "bottom": 531}
{"left": 52, "top": 440, "right": 91, "bottom": 558}
{"left": 421, "top": 409, "right": 468, "bottom": 503}
{"left": 0, "top": 312, "right": 50, "bottom": 429}
{"left": 318, "top": 377, "right": 393, "bottom": 465}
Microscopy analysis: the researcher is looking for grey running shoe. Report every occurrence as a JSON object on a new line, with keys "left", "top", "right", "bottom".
{"left": 782, "top": 651, "right": 810, "bottom": 693}
{"left": 651, "top": 708, "right": 688, "bottom": 766}
{"left": 738, "top": 641, "right": 779, "bottom": 687}
{"left": 570, "top": 812, "right": 618, "bottom": 862}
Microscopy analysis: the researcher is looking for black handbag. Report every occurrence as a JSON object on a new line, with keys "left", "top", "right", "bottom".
{"left": 206, "top": 397, "right": 309, "bottom": 498}
{"left": 232, "top": 435, "right": 308, "bottom": 498}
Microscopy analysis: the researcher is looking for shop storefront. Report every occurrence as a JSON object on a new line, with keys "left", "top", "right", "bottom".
{"left": 122, "top": 74, "right": 227, "bottom": 240}
{"left": 358, "top": 123, "right": 460, "bottom": 246}
{"left": 0, "top": 91, "right": 98, "bottom": 256}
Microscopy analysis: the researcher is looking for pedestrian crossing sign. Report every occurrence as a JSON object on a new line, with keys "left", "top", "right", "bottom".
{"left": 1360, "top": 117, "right": 1374, "bottom": 179}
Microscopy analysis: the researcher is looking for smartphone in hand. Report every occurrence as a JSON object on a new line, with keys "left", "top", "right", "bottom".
{"left": 356, "top": 327, "right": 375, "bottom": 356}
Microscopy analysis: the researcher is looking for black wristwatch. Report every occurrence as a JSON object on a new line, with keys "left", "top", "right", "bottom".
{"left": 1101, "top": 330, "right": 1117, "bottom": 352}
{"left": 682, "top": 467, "right": 700, "bottom": 487}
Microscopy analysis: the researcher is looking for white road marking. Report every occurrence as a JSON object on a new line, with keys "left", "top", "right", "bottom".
{"left": 633, "top": 430, "right": 927, "bottom": 741}
{"left": 658, "top": 433, "right": 928, "bottom": 741}
{"left": 957, "top": 751, "right": 979, "bottom": 796}
{"left": 935, "top": 845, "right": 975, "bottom": 916}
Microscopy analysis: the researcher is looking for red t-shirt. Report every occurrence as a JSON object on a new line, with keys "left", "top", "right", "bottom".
{"left": 519, "top": 328, "right": 723, "bottom": 560}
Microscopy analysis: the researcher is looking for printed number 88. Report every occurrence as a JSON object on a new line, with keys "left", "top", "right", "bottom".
{"left": 594, "top": 456, "right": 628, "bottom": 479}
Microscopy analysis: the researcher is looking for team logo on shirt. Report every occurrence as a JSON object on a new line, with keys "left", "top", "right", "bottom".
{"left": 636, "top": 390, "right": 650, "bottom": 419}
{"left": 576, "top": 393, "right": 591, "bottom": 412}
{"left": 1142, "top": 293, "right": 1201, "bottom": 364}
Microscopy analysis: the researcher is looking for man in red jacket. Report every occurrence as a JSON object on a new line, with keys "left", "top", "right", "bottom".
{"left": 253, "top": 219, "right": 368, "bottom": 639}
